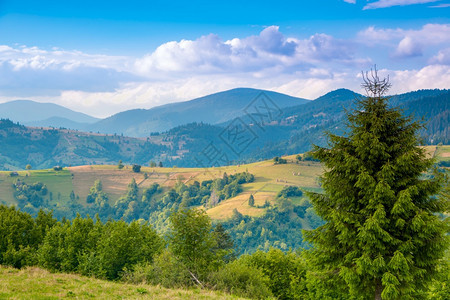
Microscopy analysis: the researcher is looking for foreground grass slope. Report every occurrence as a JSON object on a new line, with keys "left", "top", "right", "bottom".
{"left": 0, "top": 266, "right": 243, "bottom": 300}
{"left": 0, "top": 145, "right": 447, "bottom": 221}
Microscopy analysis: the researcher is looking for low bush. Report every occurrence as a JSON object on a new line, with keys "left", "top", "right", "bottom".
{"left": 208, "top": 259, "right": 273, "bottom": 299}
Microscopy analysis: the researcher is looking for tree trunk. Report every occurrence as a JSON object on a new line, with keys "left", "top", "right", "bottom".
{"left": 375, "top": 281, "right": 382, "bottom": 300}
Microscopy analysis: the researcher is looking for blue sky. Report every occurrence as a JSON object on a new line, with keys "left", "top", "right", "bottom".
{"left": 0, "top": 0, "right": 449, "bottom": 117}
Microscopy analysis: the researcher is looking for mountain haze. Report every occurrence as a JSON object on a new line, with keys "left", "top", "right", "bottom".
{"left": 90, "top": 88, "right": 310, "bottom": 136}
{"left": 0, "top": 100, "right": 100, "bottom": 130}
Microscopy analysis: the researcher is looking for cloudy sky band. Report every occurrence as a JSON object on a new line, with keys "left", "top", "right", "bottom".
{"left": 0, "top": 0, "right": 449, "bottom": 117}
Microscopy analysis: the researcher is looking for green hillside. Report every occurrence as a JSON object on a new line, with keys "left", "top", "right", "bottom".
{"left": 0, "top": 266, "right": 242, "bottom": 299}
{"left": 0, "top": 153, "right": 321, "bottom": 217}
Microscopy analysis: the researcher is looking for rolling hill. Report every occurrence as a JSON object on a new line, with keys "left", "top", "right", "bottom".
{"left": 1, "top": 145, "right": 447, "bottom": 220}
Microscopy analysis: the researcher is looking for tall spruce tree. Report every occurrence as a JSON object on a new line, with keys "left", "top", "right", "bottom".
{"left": 305, "top": 68, "right": 448, "bottom": 299}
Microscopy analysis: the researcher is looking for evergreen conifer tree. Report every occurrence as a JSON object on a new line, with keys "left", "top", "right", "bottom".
{"left": 305, "top": 68, "right": 448, "bottom": 299}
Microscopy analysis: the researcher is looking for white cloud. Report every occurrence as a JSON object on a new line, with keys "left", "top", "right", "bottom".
{"left": 364, "top": 0, "right": 441, "bottom": 10}
{"left": 357, "top": 26, "right": 404, "bottom": 44}
{"left": 430, "top": 47, "right": 450, "bottom": 64}
{"left": 135, "top": 26, "right": 359, "bottom": 76}
{"left": 0, "top": 45, "right": 139, "bottom": 96}
{"left": 389, "top": 64, "right": 450, "bottom": 92}
{"left": 358, "top": 24, "right": 450, "bottom": 58}
{"left": 343, "top": 0, "right": 356, "bottom": 3}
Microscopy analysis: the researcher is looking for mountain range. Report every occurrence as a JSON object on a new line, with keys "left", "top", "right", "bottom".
{"left": 0, "top": 87, "right": 448, "bottom": 170}
{"left": 0, "top": 100, "right": 100, "bottom": 129}
{"left": 0, "top": 88, "right": 309, "bottom": 136}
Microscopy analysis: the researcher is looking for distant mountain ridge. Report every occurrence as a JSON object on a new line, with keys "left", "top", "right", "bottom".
{"left": 89, "top": 88, "right": 310, "bottom": 136}
{"left": 0, "top": 100, "right": 100, "bottom": 130}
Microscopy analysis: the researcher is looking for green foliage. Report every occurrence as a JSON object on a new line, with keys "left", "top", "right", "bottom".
{"left": 2, "top": 201, "right": 449, "bottom": 299}
{"left": 277, "top": 186, "right": 303, "bottom": 199}
{"left": 89, "top": 220, "right": 164, "bottom": 279}
{"left": 208, "top": 259, "right": 273, "bottom": 299}
{"left": 116, "top": 172, "right": 254, "bottom": 231}
{"left": 427, "top": 249, "right": 450, "bottom": 300}
{"left": 248, "top": 194, "right": 255, "bottom": 207}
{"left": 168, "top": 208, "right": 219, "bottom": 282}
{"left": 212, "top": 223, "right": 235, "bottom": 263}
{"left": 125, "top": 210, "right": 236, "bottom": 290}
{"left": 242, "top": 248, "right": 308, "bottom": 299}
{"left": 13, "top": 180, "right": 48, "bottom": 209}
{"left": 117, "top": 160, "right": 124, "bottom": 169}
{"left": 0, "top": 206, "right": 55, "bottom": 268}
{"left": 123, "top": 249, "right": 191, "bottom": 288}
{"left": 114, "top": 178, "right": 139, "bottom": 220}
{"left": 85, "top": 180, "right": 110, "bottom": 217}
{"left": 273, "top": 156, "right": 287, "bottom": 164}
{"left": 38, "top": 214, "right": 164, "bottom": 280}
{"left": 305, "top": 73, "right": 449, "bottom": 299}
{"left": 132, "top": 164, "right": 141, "bottom": 173}
{"left": 301, "top": 152, "right": 320, "bottom": 162}
{"left": 222, "top": 201, "right": 317, "bottom": 253}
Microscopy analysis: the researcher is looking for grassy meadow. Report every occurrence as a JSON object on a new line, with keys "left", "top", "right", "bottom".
{"left": 0, "top": 266, "right": 243, "bottom": 300}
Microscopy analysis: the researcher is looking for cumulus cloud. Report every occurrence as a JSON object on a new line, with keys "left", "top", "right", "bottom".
{"left": 364, "top": 0, "right": 441, "bottom": 10}
{"left": 358, "top": 24, "right": 450, "bottom": 58}
{"left": 430, "top": 47, "right": 450, "bottom": 64}
{"left": 135, "top": 26, "right": 358, "bottom": 76}
{"left": 0, "top": 46, "right": 139, "bottom": 96}
{"left": 389, "top": 64, "right": 450, "bottom": 92}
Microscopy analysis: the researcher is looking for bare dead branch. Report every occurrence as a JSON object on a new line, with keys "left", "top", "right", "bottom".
{"left": 361, "top": 65, "right": 391, "bottom": 98}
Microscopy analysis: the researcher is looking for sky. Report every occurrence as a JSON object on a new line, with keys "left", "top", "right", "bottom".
{"left": 0, "top": 0, "right": 449, "bottom": 117}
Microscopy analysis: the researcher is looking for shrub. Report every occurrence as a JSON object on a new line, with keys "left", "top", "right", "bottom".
{"left": 273, "top": 157, "right": 287, "bottom": 164}
{"left": 123, "top": 249, "right": 191, "bottom": 288}
{"left": 243, "top": 248, "right": 308, "bottom": 299}
{"left": 208, "top": 259, "right": 273, "bottom": 299}
{"left": 277, "top": 186, "right": 303, "bottom": 198}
